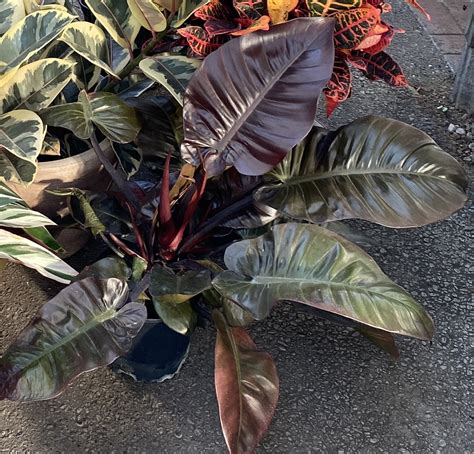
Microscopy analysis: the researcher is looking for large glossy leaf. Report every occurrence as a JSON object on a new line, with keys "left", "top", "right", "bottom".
{"left": 67, "top": 52, "right": 102, "bottom": 90}
{"left": 127, "top": 0, "right": 167, "bottom": 32}
{"left": 76, "top": 256, "right": 131, "bottom": 281}
{"left": 40, "top": 90, "right": 140, "bottom": 143}
{"left": 111, "top": 141, "right": 142, "bottom": 178}
{"left": 0, "top": 110, "right": 45, "bottom": 184}
{"left": 214, "top": 311, "right": 279, "bottom": 454}
{"left": 0, "top": 58, "right": 73, "bottom": 114}
{"left": 139, "top": 56, "right": 201, "bottom": 106}
{"left": 171, "top": 0, "right": 209, "bottom": 27}
{"left": 212, "top": 223, "right": 435, "bottom": 339}
{"left": 181, "top": 17, "right": 335, "bottom": 176}
{"left": 84, "top": 0, "right": 140, "bottom": 49}
{"left": 0, "top": 9, "right": 74, "bottom": 76}
{"left": 255, "top": 117, "right": 468, "bottom": 228}
{"left": 0, "top": 278, "right": 146, "bottom": 401}
{"left": 59, "top": 22, "right": 119, "bottom": 77}
{"left": 0, "top": 0, "right": 26, "bottom": 36}
{"left": 0, "top": 228, "right": 77, "bottom": 283}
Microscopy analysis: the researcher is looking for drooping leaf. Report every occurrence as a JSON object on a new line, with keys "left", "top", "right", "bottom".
{"left": 127, "top": 0, "right": 167, "bottom": 32}
{"left": 0, "top": 228, "right": 77, "bottom": 283}
{"left": 268, "top": 0, "right": 298, "bottom": 24}
{"left": 214, "top": 310, "right": 279, "bottom": 454}
{"left": 139, "top": 56, "right": 201, "bottom": 106}
{"left": 212, "top": 223, "right": 435, "bottom": 339}
{"left": 0, "top": 9, "right": 74, "bottom": 76}
{"left": 0, "top": 278, "right": 146, "bottom": 401}
{"left": 307, "top": 0, "right": 362, "bottom": 17}
{"left": 323, "top": 55, "right": 352, "bottom": 116}
{"left": 40, "top": 90, "right": 140, "bottom": 143}
{"left": 333, "top": 5, "right": 380, "bottom": 49}
{"left": 0, "top": 110, "right": 45, "bottom": 184}
{"left": 348, "top": 50, "right": 408, "bottom": 86}
{"left": 255, "top": 117, "right": 468, "bottom": 227}
{"left": 176, "top": 25, "right": 227, "bottom": 57}
{"left": 84, "top": 0, "right": 140, "bottom": 49}
{"left": 59, "top": 22, "right": 119, "bottom": 77}
{"left": 150, "top": 265, "right": 212, "bottom": 304}
{"left": 0, "top": 58, "right": 74, "bottom": 114}
{"left": 181, "top": 17, "right": 335, "bottom": 176}
{"left": 172, "top": 0, "right": 210, "bottom": 27}
{"left": 0, "top": 0, "right": 26, "bottom": 36}
{"left": 357, "top": 325, "right": 400, "bottom": 360}
{"left": 23, "top": 226, "right": 62, "bottom": 253}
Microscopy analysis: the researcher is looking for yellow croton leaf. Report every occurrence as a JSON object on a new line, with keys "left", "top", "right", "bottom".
{"left": 267, "top": 0, "right": 298, "bottom": 25}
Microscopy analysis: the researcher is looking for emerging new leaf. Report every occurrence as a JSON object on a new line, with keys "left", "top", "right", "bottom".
{"left": 213, "top": 223, "right": 435, "bottom": 339}
{"left": 181, "top": 17, "right": 335, "bottom": 176}
{"left": 0, "top": 278, "right": 146, "bottom": 401}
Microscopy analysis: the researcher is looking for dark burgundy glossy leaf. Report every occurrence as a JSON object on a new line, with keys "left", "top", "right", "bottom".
{"left": 181, "top": 17, "right": 335, "bottom": 176}
{"left": 204, "top": 18, "right": 241, "bottom": 36}
{"left": 357, "top": 326, "right": 400, "bottom": 360}
{"left": 214, "top": 311, "right": 279, "bottom": 454}
{"left": 0, "top": 278, "right": 146, "bottom": 401}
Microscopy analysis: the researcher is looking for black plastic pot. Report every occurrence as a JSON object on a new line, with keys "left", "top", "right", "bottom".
{"left": 111, "top": 319, "right": 190, "bottom": 382}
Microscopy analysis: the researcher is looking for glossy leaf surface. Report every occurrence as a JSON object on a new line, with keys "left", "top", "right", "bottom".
{"left": 255, "top": 117, "right": 468, "bottom": 228}
{"left": 307, "top": 0, "right": 362, "bottom": 16}
{"left": 127, "top": 0, "right": 167, "bottom": 32}
{"left": 172, "top": 0, "right": 210, "bottom": 27}
{"left": 40, "top": 91, "right": 140, "bottom": 143}
{"left": 214, "top": 311, "right": 279, "bottom": 454}
{"left": 140, "top": 56, "right": 201, "bottom": 106}
{"left": 0, "top": 110, "right": 44, "bottom": 184}
{"left": 59, "top": 22, "right": 119, "bottom": 77}
{"left": 0, "top": 278, "right": 146, "bottom": 401}
{"left": 84, "top": 0, "right": 140, "bottom": 49}
{"left": 213, "top": 223, "right": 434, "bottom": 339}
{"left": 0, "top": 0, "right": 26, "bottom": 36}
{"left": 181, "top": 17, "right": 335, "bottom": 176}
{"left": 0, "top": 9, "right": 74, "bottom": 76}
{"left": 0, "top": 58, "right": 73, "bottom": 114}
{"left": 0, "top": 229, "right": 77, "bottom": 283}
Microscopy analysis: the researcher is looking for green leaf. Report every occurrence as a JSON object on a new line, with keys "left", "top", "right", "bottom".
{"left": 0, "top": 110, "right": 45, "bottom": 184}
{"left": 76, "top": 256, "right": 131, "bottom": 281}
{"left": 67, "top": 52, "right": 101, "bottom": 90}
{"left": 140, "top": 56, "right": 201, "bottom": 106}
{"left": 0, "top": 9, "right": 75, "bottom": 76}
{"left": 109, "top": 39, "right": 130, "bottom": 73}
{"left": 84, "top": 0, "right": 140, "bottom": 49}
{"left": 23, "top": 226, "right": 62, "bottom": 252}
{"left": 256, "top": 117, "right": 468, "bottom": 228}
{"left": 149, "top": 265, "right": 212, "bottom": 304}
{"left": 0, "top": 228, "right": 77, "bottom": 283}
{"left": 40, "top": 90, "right": 140, "bottom": 143}
{"left": 127, "top": 0, "right": 167, "bottom": 32}
{"left": 111, "top": 141, "right": 142, "bottom": 178}
{"left": 213, "top": 311, "right": 279, "bottom": 454}
{"left": 212, "top": 223, "right": 434, "bottom": 340}
{"left": 0, "top": 0, "right": 26, "bottom": 36}
{"left": 59, "top": 21, "right": 119, "bottom": 77}
{"left": 0, "top": 277, "right": 146, "bottom": 401}
{"left": 152, "top": 299, "right": 195, "bottom": 334}
{"left": 0, "top": 58, "right": 74, "bottom": 114}
{"left": 171, "top": 0, "right": 209, "bottom": 27}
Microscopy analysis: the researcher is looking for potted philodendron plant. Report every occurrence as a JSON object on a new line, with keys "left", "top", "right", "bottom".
{"left": 0, "top": 0, "right": 469, "bottom": 453}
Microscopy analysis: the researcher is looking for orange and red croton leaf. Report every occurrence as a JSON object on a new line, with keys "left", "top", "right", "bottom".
{"left": 195, "top": 0, "right": 231, "bottom": 20}
{"left": 177, "top": 26, "right": 228, "bottom": 57}
{"left": 405, "top": 0, "right": 430, "bottom": 20}
{"left": 306, "top": 0, "right": 362, "bottom": 17}
{"left": 348, "top": 50, "right": 408, "bottom": 86}
{"left": 232, "top": 15, "right": 271, "bottom": 35}
{"left": 233, "top": 0, "right": 265, "bottom": 19}
{"left": 361, "top": 23, "right": 404, "bottom": 54}
{"left": 333, "top": 5, "right": 381, "bottom": 49}
{"left": 324, "top": 55, "right": 352, "bottom": 116}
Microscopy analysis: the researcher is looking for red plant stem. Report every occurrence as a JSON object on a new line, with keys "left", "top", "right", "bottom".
{"left": 125, "top": 201, "right": 149, "bottom": 262}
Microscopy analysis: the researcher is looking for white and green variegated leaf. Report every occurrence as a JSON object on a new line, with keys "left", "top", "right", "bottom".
{"left": 84, "top": 0, "right": 140, "bottom": 49}
{"left": 140, "top": 56, "right": 201, "bottom": 106}
{"left": 24, "top": 0, "right": 66, "bottom": 14}
{"left": 67, "top": 53, "right": 101, "bottom": 90}
{"left": 109, "top": 39, "right": 130, "bottom": 73}
{"left": 212, "top": 223, "right": 435, "bottom": 340}
{"left": 0, "top": 9, "right": 75, "bottom": 76}
{"left": 111, "top": 141, "right": 142, "bottom": 177}
{"left": 59, "top": 22, "right": 119, "bottom": 77}
{"left": 171, "top": 0, "right": 209, "bottom": 27}
{"left": 0, "top": 110, "right": 45, "bottom": 184}
{"left": 0, "top": 0, "right": 26, "bottom": 36}
{"left": 0, "top": 228, "right": 77, "bottom": 283}
{"left": 40, "top": 90, "right": 140, "bottom": 143}
{"left": 0, "top": 58, "right": 74, "bottom": 114}
{"left": 127, "top": 0, "right": 167, "bottom": 32}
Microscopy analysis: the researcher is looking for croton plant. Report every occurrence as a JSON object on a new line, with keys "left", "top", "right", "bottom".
{"left": 0, "top": 0, "right": 468, "bottom": 453}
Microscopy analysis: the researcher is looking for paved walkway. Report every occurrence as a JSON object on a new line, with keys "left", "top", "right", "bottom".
{"left": 419, "top": 0, "right": 472, "bottom": 71}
